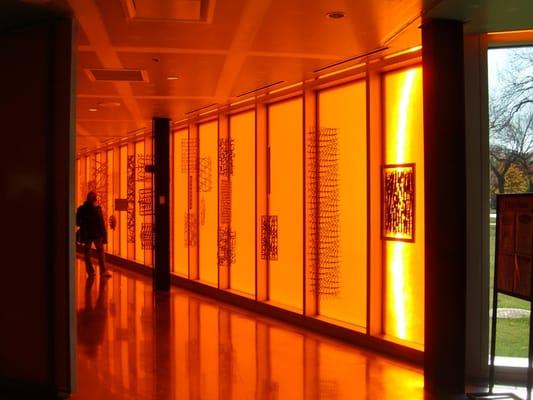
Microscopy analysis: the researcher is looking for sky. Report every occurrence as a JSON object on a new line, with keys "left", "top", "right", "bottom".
{"left": 488, "top": 48, "right": 510, "bottom": 92}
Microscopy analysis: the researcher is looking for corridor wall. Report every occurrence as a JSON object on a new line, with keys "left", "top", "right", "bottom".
{"left": 77, "top": 58, "right": 425, "bottom": 354}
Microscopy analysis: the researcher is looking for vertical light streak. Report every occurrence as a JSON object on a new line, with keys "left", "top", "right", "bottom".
{"left": 390, "top": 69, "right": 416, "bottom": 340}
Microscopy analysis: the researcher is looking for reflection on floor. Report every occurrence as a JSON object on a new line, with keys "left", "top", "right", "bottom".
{"left": 70, "top": 259, "right": 424, "bottom": 400}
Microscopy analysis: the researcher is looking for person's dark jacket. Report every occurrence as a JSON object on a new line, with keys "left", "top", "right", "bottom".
{"left": 76, "top": 201, "right": 107, "bottom": 243}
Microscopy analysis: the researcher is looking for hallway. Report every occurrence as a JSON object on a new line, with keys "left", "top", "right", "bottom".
{"left": 70, "top": 259, "right": 424, "bottom": 400}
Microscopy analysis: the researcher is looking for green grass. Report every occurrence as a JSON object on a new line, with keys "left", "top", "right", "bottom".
{"left": 489, "top": 224, "right": 531, "bottom": 357}
{"left": 495, "top": 318, "right": 530, "bottom": 358}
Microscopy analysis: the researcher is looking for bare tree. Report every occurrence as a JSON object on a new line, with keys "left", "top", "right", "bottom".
{"left": 489, "top": 48, "right": 533, "bottom": 196}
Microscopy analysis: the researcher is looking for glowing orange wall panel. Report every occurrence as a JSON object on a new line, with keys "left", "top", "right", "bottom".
{"left": 119, "top": 145, "right": 128, "bottom": 258}
{"left": 383, "top": 66, "right": 424, "bottom": 346}
{"left": 172, "top": 129, "right": 189, "bottom": 277}
{"left": 76, "top": 158, "right": 81, "bottom": 206}
{"left": 199, "top": 121, "right": 218, "bottom": 286}
{"left": 135, "top": 141, "right": 145, "bottom": 264}
{"left": 268, "top": 98, "right": 303, "bottom": 311}
{"left": 317, "top": 81, "right": 367, "bottom": 327}
{"left": 107, "top": 149, "right": 115, "bottom": 254}
{"left": 229, "top": 111, "right": 256, "bottom": 296}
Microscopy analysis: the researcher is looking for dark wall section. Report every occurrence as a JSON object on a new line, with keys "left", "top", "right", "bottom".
{"left": 154, "top": 118, "right": 171, "bottom": 291}
{"left": 423, "top": 19, "right": 467, "bottom": 396}
{"left": 0, "top": 19, "right": 75, "bottom": 397}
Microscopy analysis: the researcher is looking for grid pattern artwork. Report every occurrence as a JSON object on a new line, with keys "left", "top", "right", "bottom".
{"left": 261, "top": 215, "right": 278, "bottom": 261}
{"left": 127, "top": 155, "right": 136, "bottom": 243}
{"left": 184, "top": 212, "right": 198, "bottom": 247}
{"left": 307, "top": 127, "right": 341, "bottom": 296}
{"left": 140, "top": 223, "right": 155, "bottom": 250}
{"left": 218, "top": 138, "right": 235, "bottom": 176}
{"left": 217, "top": 227, "right": 236, "bottom": 266}
{"left": 181, "top": 138, "right": 198, "bottom": 173}
{"left": 199, "top": 156, "right": 213, "bottom": 192}
{"left": 382, "top": 164, "right": 415, "bottom": 241}
{"left": 136, "top": 154, "right": 154, "bottom": 182}
{"left": 220, "top": 179, "right": 231, "bottom": 225}
{"left": 138, "top": 188, "right": 154, "bottom": 216}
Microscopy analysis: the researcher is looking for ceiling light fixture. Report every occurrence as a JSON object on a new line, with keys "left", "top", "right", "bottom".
{"left": 327, "top": 10, "right": 345, "bottom": 19}
{"left": 98, "top": 101, "right": 121, "bottom": 108}
{"left": 167, "top": 75, "right": 180, "bottom": 81}
{"left": 89, "top": 107, "right": 98, "bottom": 112}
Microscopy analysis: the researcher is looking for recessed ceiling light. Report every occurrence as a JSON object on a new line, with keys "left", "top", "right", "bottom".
{"left": 167, "top": 75, "right": 180, "bottom": 81}
{"left": 327, "top": 10, "right": 345, "bottom": 19}
{"left": 89, "top": 107, "right": 98, "bottom": 112}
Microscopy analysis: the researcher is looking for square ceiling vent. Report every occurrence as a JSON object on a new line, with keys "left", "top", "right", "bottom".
{"left": 85, "top": 68, "right": 149, "bottom": 82}
{"left": 120, "top": 0, "right": 215, "bottom": 23}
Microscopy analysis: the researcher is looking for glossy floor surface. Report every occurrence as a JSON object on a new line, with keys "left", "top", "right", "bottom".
{"left": 70, "top": 259, "right": 425, "bottom": 400}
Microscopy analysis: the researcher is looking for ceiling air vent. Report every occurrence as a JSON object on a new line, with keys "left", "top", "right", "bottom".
{"left": 85, "top": 68, "right": 149, "bottom": 82}
{"left": 120, "top": 0, "right": 215, "bottom": 23}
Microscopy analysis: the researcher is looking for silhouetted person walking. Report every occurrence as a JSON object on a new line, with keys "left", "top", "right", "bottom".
{"left": 76, "top": 191, "right": 111, "bottom": 278}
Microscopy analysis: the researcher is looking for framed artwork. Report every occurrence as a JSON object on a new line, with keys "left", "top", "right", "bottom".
{"left": 382, "top": 163, "right": 415, "bottom": 242}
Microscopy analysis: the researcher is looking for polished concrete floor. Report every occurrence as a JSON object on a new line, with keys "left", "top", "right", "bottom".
{"left": 70, "top": 259, "right": 427, "bottom": 399}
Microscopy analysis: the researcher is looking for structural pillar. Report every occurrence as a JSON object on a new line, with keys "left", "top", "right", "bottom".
{"left": 153, "top": 117, "right": 171, "bottom": 291}
{"left": 422, "top": 19, "right": 466, "bottom": 395}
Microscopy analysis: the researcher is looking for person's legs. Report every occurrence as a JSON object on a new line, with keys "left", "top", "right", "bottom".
{"left": 83, "top": 241, "right": 95, "bottom": 275}
{"left": 94, "top": 239, "right": 108, "bottom": 275}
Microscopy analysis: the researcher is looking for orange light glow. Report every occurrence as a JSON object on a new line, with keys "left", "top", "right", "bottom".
{"left": 384, "top": 46, "right": 422, "bottom": 60}
{"left": 317, "top": 81, "right": 367, "bottom": 327}
{"left": 229, "top": 111, "right": 256, "bottom": 295}
{"left": 119, "top": 145, "right": 128, "bottom": 258}
{"left": 319, "top": 62, "right": 366, "bottom": 79}
{"left": 384, "top": 66, "right": 424, "bottom": 346}
{"left": 488, "top": 29, "right": 533, "bottom": 36}
{"left": 198, "top": 121, "right": 218, "bottom": 286}
{"left": 268, "top": 98, "right": 303, "bottom": 311}
{"left": 107, "top": 149, "right": 114, "bottom": 254}
{"left": 172, "top": 129, "right": 189, "bottom": 277}
{"left": 135, "top": 141, "right": 145, "bottom": 264}
{"left": 75, "top": 260, "right": 424, "bottom": 399}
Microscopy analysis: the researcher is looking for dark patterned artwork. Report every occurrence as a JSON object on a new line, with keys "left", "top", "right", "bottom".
{"left": 217, "top": 227, "right": 236, "bottom": 266}
{"left": 220, "top": 179, "right": 231, "bottom": 225}
{"left": 181, "top": 138, "right": 198, "bottom": 174}
{"left": 127, "top": 155, "right": 136, "bottom": 244}
{"left": 382, "top": 164, "right": 415, "bottom": 241}
{"left": 261, "top": 215, "right": 278, "bottom": 261}
{"left": 136, "top": 154, "right": 154, "bottom": 181}
{"left": 138, "top": 188, "right": 154, "bottom": 216}
{"left": 306, "top": 127, "right": 341, "bottom": 296}
{"left": 140, "top": 223, "right": 155, "bottom": 250}
{"left": 218, "top": 138, "right": 235, "bottom": 176}
{"left": 199, "top": 157, "right": 213, "bottom": 192}
{"left": 184, "top": 212, "right": 198, "bottom": 247}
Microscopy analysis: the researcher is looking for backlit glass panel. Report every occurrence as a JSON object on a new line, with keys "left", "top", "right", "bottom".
{"left": 119, "top": 145, "right": 128, "bottom": 258}
{"left": 317, "top": 81, "right": 367, "bottom": 327}
{"left": 229, "top": 111, "right": 256, "bottom": 296}
{"left": 268, "top": 98, "right": 303, "bottom": 311}
{"left": 107, "top": 149, "right": 115, "bottom": 254}
{"left": 383, "top": 66, "right": 424, "bottom": 347}
{"left": 135, "top": 141, "right": 145, "bottom": 264}
{"left": 172, "top": 129, "right": 189, "bottom": 277}
{"left": 199, "top": 121, "right": 218, "bottom": 286}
